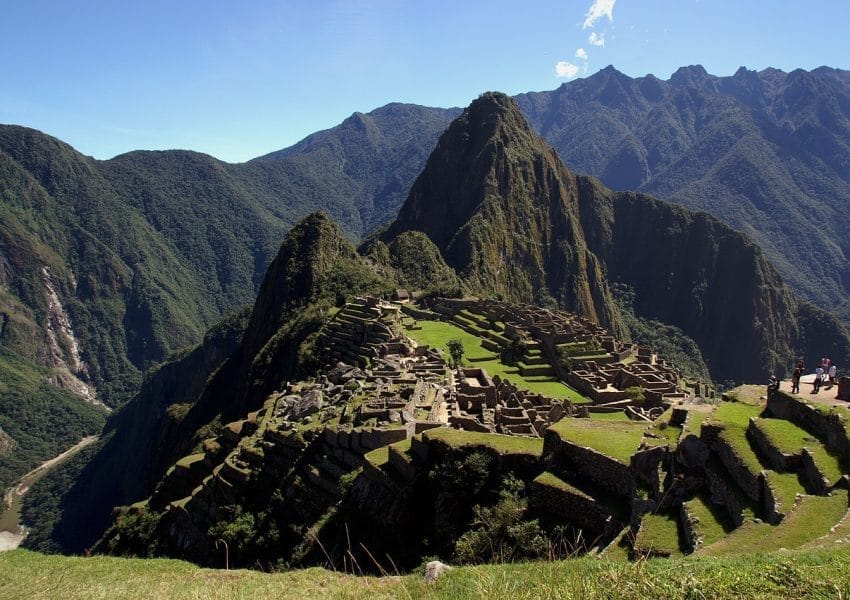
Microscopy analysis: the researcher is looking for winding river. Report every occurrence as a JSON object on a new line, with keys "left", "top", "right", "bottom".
{"left": 0, "top": 435, "right": 98, "bottom": 551}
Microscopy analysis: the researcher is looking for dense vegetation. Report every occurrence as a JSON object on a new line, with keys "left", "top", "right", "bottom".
{"left": 516, "top": 66, "right": 850, "bottom": 318}
{"left": 0, "top": 350, "right": 104, "bottom": 492}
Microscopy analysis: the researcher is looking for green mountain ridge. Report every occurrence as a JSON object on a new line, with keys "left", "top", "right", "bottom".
{"left": 515, "top": 65, "right": 850, "bottom": 316}
{"left": 0, "top": 103, "right": 457, "bottom": 492}
{"left": 25, "top": 92, "right": 850, "bottom": 556}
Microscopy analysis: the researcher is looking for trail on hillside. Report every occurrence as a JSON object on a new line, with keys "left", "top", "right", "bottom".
{"left": 0, "top": 435, "right": 99, "bottom": 551}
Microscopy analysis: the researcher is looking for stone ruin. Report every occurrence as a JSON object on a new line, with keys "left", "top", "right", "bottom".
{"left": 298, "top": 295, "right": 713, "bottom": 442}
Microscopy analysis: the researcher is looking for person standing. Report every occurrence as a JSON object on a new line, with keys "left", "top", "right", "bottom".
{"left": 814, "top": 365, "right": 824, "bottom": 393}
{"left": 829, "top": 363, "right": 838, "bottom": 387}
{"left": 792, "top": 365, "right": 802, "bottom": 393}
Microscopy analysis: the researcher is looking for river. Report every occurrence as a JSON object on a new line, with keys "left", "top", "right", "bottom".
{"left": 0, "top": 435, "right": 99, "bottom": 551}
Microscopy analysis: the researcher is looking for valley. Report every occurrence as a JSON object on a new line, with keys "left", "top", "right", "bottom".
{"left": 0, "top": 435, "right": 98, "bottom": 551}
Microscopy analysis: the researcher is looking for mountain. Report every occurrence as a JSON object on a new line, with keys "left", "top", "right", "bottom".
{"left": 383, "top": 92, "right": 621, "bottom": 332}
{"left": 514, "top": 65, "right": 850, "bottom": 318}
{"left": 382, "top": 92, "right": 850, "bottom": 384}
{"left": 26, "top": 92, "right": 850, "bottom": 557}
{"left": 24, "top": 213, "right": 388, "bottom": 552}
{"left": 0, "top": 104, "right": 456, "bottom": 492}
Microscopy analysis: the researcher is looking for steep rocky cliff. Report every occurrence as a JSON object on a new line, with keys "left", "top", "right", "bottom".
{"left": 383, "top": 92, "right": 622, "bottom": 333}
{"left": 384, "top": 93, "right": 850, "bottom": 383}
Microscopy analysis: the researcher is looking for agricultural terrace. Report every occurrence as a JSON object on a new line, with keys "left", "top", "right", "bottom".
{"left": 405, "top": 319, "right": 589, "bottom": 403}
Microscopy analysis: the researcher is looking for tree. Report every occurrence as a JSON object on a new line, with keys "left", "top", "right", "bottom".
{"left": 625, "top": 385, "right": 645, "bottom": 405}
{"left": 447, "top": 339, "right": 465, "bottom": 368}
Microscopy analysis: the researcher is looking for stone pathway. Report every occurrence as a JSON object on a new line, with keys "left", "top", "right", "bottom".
{"left": 781, "top": 374, "right": 845, "bottom": 408}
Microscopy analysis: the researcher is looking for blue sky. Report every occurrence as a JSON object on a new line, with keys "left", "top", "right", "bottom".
{"left": 1, "top": 0, "right": 847, "bottom": 163}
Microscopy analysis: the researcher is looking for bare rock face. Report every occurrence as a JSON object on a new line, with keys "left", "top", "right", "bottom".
{"left": 424, "top": 560, "right": 453, "bottom": 583}
{"left": 290, "top": 389, "right": 324, "bottom": 421}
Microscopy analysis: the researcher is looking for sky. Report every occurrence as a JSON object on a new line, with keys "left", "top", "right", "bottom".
{"left": 1, "top": 0, "right": 848, "bottom": 163}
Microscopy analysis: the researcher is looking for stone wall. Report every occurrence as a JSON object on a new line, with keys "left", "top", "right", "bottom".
{"left": 766, "top": 390, "right": 850, "bottom": 462}
{"left": 710, "top": 431, "right": 762, "bottom": 502}
{"left": 543, "top": 430, "right": 636, "bottom": 498}
{"left": 530, "top": 473, "right": 619, "bottom": 539}
{"left": 704, "top": 465, "right": 748, "bottom": 527}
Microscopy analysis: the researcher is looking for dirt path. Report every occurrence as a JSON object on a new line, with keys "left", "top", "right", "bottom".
{"left": 781, "top": 375, "right": 845, "bottom": 408}
{"left": 0, "top": 435, "right": 99, "bottom": 551}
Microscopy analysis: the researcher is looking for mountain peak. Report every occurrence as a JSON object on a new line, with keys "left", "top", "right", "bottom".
{"left": 669, "top": 64, "right": 711, "bottom": 86}
{"left": 383, "top": 94, "right": 621, "bottom": 329}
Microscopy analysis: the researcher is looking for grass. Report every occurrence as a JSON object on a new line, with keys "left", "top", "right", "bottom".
{"left": 633, "top": 513, "right": 683, "bottom": 557}
{"left": 716, "top": 426, "right": 764, "bottom": 477}
{"left": 406, "top": 320, "right": 590, "bottom": 402}
{"left": 423, "top": 428, "right": 543, "bottom": 457}
{"left": 175, "top": 453, "right": 205, "bottom": 469}
{"left": 682, "top": 494, "right": 732, "bottom": 548}
{"left": 710, "top": 399, "right": 766, "bottom": 477}
{"left": 364, "top": 446, "right": 390, "bottom": 468}
{"left": 763, "top": 470, "right": 805, "bottom": 512}
{"left": 699, "top": 491, "right": 849, "bottom": 556}
{"left": 5, "top": 548, "right": 850, "bottom": 599}
{"left": 548, "top": 419, "right": 646, "bottom": 464}
{"left": 754, "top": 418, "right": 846, "bottom": 484}
{"left": 712, "top": 400, "right": 763, "bottom": 427}
{"left": 588, "top": 411, "right": 630, "bottom": 421}
{"left": 681, "top": 407, "right": 714, "bottom": 438}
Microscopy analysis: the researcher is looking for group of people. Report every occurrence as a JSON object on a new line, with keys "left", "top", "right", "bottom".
{"left": 789, "top": 357, "right": 838, "bottom": 394}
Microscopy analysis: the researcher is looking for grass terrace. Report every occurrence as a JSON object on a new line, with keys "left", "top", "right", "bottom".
{"left": 716, "top": 426, "right": 763, "bottom": 477}
{"left": 405, "top": 320, "right": 590, "bottom": 403}
{"left": 712, "top": 400, "right": 763, "bottom": 427}
{"left": 548, "top": 419, "right": 646, "bottom": 464}
{"left": 699, "top": 491, "right": 849, "bottom": 556}
{"left": 754, "top": 417, "right": 846, "bottom": 484}
{"left": 681, "top": 406, "right": 715, "bottom": 438}
{"left": 633, "top": 513, "right": 683, "bottom": 557}
{"left": 588, "top": 411, "right": 631, "bottom": 421}
{"left": 682, "top": 494, "right": 732, "bottom": 548}
{"left": 423, "top": 427, "right": 543, "bottom": 457}
{"left": 763, "top": 470, "right": 806, "bottom": 511}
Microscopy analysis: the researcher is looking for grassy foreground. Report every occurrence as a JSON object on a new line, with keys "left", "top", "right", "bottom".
{"left": 3, "top": 548, "right": 850, "bottom": 599}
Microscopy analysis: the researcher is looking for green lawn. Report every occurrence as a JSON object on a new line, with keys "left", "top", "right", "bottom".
{"left": 6, "top": 547, "right": 850, "bottom": 599}
{"left": 548, "top": 419, "right": 646, "bottom": 464}
{"left": 406, "top": 320, "right": 589, "bottom": 403}
{"left": 423, "top": 427, "right": 543, "bottom": 457}
{"left": 634, "top": 513, "right": 683, "bottom": 557}
{"left": 699, "top": 491, "right": 849, "bottom": 556}
{"left": 754, "top": 418, "right": 846, "bottom": 484}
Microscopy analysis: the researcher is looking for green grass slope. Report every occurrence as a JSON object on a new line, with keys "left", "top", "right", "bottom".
{"left": 3, "top": 548, "right": 850, "bottom": 599}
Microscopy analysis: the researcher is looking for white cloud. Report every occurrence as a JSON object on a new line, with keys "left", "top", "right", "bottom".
{"left": 555, "top": 61, "right": 580, "bottom": 78}
{"left": 583, "top": 0, "right": 616, "bottom": 28}
{"left": 589, "top": 32, "right": 605, "bottom": 46}
{"left": 575, "top": 47, "right": 588, "bottom": 60}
